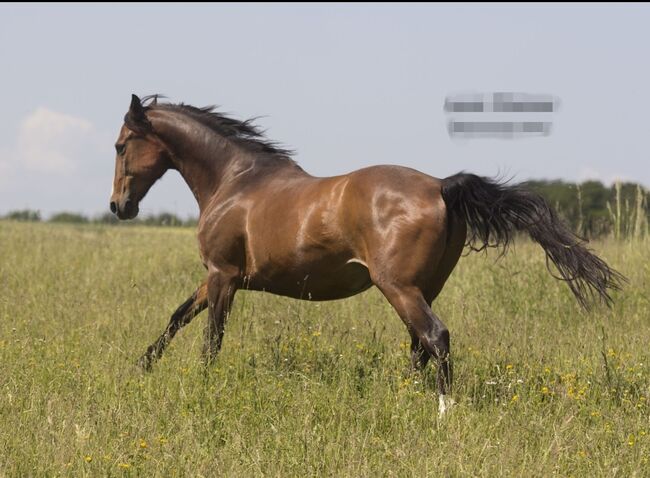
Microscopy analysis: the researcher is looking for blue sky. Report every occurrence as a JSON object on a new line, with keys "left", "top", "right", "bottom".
{"left": 1, "top": 3, "right": 649, "bottom": 218}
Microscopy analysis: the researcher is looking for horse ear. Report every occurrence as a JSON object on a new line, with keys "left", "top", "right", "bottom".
{"left": 125, "top": 94, "right": 151, "bottom": 132}
{"left": 129, "top": 94, "right": 146, "bottom": 121}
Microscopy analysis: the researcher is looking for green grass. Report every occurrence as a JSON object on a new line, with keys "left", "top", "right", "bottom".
{"left": 0, "top": 221, "right": 648, "bottom": 477}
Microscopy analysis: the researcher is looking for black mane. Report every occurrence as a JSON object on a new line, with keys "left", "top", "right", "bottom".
{"left": 141, "top": 95, "right": 296, "bottom": 161}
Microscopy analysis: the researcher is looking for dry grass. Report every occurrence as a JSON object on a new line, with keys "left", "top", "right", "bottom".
{"left": 0, "top": 222, "right": 648, "bottom": 476}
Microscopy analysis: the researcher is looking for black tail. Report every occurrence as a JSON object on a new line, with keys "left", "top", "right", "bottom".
{"left": 441, "top": 172, "right": 625, "bottom": 309}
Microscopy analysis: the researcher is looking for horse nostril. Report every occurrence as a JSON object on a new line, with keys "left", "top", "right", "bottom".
{"left": 110, "top": 201, "right": 117, "bottom": 214}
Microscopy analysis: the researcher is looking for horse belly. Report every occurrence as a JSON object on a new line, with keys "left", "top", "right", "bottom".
{"left": 248, "top": 260, "right": 373, "bottom": 301}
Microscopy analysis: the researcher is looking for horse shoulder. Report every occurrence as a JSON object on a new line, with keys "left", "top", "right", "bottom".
{"left": 197, "top": 197, "right": 248, "bottom": 274}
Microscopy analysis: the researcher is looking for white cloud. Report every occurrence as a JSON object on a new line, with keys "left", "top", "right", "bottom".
{"left": 0, "top": 154, "right": 11, "bottom": 187}
{"left": 14, "top": 108, "right": 94, "bottom": 174}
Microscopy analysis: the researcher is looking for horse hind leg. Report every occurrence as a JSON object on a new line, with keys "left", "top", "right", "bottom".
{"left": 137, "top": 281, "right": 208, "bottom": 371}
{"left": 377, "top": 284, "right": 454, "bottom": 416}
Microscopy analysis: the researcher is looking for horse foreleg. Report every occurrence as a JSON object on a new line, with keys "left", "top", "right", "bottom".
{"left": 137, "top": 282, "right": 208, "bottom": 371}
{"left": 203, "top": 271, "right": 238, "bottom": 366}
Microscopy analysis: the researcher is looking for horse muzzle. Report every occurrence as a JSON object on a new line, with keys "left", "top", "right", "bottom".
{"left": 110, "top": 197, "right": 139, "bottom": 220}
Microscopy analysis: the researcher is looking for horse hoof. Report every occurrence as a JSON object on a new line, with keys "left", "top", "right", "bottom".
{"left": 438, "top": 395, "right": 456, "bottom": 419}
{"left": 136, "top": 355, "right": 153, "bottom": 372}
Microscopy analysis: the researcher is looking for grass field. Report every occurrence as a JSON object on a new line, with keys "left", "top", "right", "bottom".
{"left": 0, "top": 221, "right": 648, "bottom": 476}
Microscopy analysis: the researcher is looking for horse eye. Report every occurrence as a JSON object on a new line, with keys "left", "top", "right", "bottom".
{"left": 116, "top": 144, "right": 126, "bottom": 155}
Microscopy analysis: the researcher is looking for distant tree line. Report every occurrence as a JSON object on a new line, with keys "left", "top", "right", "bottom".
{"left": 2, "top": 210, "right": 198, "bottom": 228}
{"left": 2, "top": 179, "right": 648, "bottom": 238}
{"left": 525, "top": 179, "right": 648, "bottom": 239}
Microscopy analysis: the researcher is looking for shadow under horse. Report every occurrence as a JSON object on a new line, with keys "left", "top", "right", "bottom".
{"left": 110, "top": 95, "right": 624, "bottom": 417}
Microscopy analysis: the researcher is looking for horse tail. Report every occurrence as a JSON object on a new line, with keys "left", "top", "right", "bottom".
{"left": 440, "top": 172, "right": 625, "bottom": 309}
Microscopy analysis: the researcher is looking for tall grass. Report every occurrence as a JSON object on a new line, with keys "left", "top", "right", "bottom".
{"left": 607, "top": 181, "right": 649, "bottom": 240}
{"left": 1, "top": 221, "right": 648, "bottom": 476}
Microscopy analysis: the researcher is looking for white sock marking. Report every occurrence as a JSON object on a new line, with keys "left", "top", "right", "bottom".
{"left": 438, "top": 394, "right": 456, "bottom": 418}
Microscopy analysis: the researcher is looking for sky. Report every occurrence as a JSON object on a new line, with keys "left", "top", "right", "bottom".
{"left": 1, "top": 3, "right": 649, "bottom": 219}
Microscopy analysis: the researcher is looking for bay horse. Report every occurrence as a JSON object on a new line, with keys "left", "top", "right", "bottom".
{"left": 110, "top": 94, "right": 623, "bottom": 416}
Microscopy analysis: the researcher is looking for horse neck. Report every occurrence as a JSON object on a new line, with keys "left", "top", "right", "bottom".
{"left": 150, "top": 110, "right": 304, "bottom": 212}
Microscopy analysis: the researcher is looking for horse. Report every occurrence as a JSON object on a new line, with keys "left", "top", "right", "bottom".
{"left": 110, "top": 94, "right": 624, "bottom": 417}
